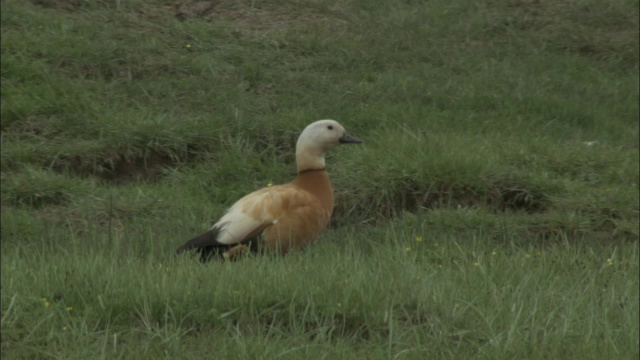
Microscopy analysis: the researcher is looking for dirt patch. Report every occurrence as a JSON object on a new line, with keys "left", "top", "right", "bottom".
{"left": 488, "top": 185, "right": 547, "bottom": 213}
{"left": 399, "top": 181, "right": 547, "bottom": 214}
{"left": 2, "top": 116, "right": 45, "bottom": 138}
{"left": 98, "top": 150, "right": 177, "bottom": 184}
{"left": 3, "top": 186, "right": 71, "bottom": 209}
{"left": 174, "top": 1, "right": 219, "bottom": 21}
{"left": 171, "top": 0, "right": 347, "bottom": 34}
{"left": 331, "top": 180, "right": 549, "bottom": 227}
{"left": 31, "top": 0, "right": 86, "bottom": 10}
{"left": 51, "top": 147, "right": 198, "bottom": 184}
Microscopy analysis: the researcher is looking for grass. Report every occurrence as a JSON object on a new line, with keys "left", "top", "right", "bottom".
{"left": 1, "top": 0, "right": 639, "bottom": 358}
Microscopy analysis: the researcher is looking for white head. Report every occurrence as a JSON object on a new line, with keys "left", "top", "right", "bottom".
{"left": 295, "top": 119, "right": 362, "bottom": 172}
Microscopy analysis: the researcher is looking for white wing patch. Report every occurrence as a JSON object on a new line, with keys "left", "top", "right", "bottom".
{"left": 211, "top": 188, "right": 279, "bottom": 245}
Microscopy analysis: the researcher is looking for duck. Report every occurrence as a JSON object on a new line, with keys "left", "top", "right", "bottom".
{"left": 176, "top": 119, "right": 362, "bottom": 261}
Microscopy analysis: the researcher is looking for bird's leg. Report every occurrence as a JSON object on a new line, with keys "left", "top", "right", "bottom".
{"left": 224, "top": 244, "right": 251, "bottom": 260}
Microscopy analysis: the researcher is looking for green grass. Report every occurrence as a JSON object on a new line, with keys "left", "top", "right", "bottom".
{"left": 1, "top": 0, "right": 639, "bottom": 358}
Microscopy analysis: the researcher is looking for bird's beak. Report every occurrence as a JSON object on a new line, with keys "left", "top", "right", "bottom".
{"left": 339, "top": 132, "right": 363, "bottom": 144}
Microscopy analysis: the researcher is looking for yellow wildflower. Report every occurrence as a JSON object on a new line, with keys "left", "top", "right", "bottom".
{"left": 415, "top": 236, "right": 423, "bottom": 243}
{"left": 607, "top": 258, "right": 614, "bottom": 266}
{"left": 267, "top": 181, "right": 273, "bottom": 187}
{"left": 66, "top": 307, "right": 73, "bottom": 312}
{"left": 63, "top": 326, "right": 68, "bottom": 331}
{"left": 405, "top": 247, "right": 411, "bottom": 252}
{"left": 40, "top": 297, "right": 51, "bottom": 309}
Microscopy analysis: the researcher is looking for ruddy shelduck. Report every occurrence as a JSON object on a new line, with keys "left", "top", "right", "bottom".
{"left": 176, "top": 119, "right": 362, "bottom": 261}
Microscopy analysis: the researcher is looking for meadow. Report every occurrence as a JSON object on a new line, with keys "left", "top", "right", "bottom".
{"left": 1, "top": 0, "right": 639, "bottom": 358}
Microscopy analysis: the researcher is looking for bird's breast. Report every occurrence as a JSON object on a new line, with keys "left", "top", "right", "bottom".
{"left": 291, "top": 170, "right": 334, "bottom": 216}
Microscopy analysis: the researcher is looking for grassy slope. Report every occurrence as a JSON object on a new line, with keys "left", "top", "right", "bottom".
{"left": 1, "top": 0, "right": 639, "bottom": 359}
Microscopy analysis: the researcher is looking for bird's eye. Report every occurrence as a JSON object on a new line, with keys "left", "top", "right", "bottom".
{"left": 327, "top": 125, "right": 334, "bottom": 130}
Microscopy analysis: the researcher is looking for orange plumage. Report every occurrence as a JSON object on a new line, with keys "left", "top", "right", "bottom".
{"left": 176, "top": 120, "right": 362, "bottom": 261}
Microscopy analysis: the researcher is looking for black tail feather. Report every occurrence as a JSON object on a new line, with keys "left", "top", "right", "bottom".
{"left": 176, "top": 227, "right": 262, "bottom": 262}
{"left": 175, "top": 227, "right": 223, "bottom": 253}
{"left": 176, "top": 227, "right": 228, "bottom": 262}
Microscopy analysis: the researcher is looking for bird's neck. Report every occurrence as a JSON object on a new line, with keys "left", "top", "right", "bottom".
{"left": 292, "top": 168, "right": 334, "bottom": 217}
{"left": 295, "top": 147, "right": 326, "bottom": 173}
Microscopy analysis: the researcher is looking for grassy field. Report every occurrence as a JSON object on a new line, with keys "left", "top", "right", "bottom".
{"left": 1, "top": 0, "right": 639, "bottom": 358}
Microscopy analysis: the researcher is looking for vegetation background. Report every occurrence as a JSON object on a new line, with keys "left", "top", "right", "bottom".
{"left": 1, "top": 0, "right": 638, "bottom": 359}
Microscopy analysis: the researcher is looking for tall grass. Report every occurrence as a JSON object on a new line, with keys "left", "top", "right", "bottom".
{"left": 2, "top": 0, "right": 638, "bottom": 358}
